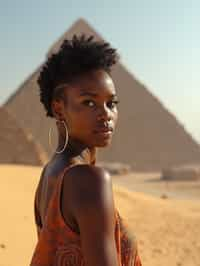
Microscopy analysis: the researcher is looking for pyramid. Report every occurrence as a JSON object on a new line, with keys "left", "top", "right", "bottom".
{"left": 0, "top": 107, "right": 47, "bottom": 165}
{"left": 4, "top": 18, "right": 200, "bottom": 171}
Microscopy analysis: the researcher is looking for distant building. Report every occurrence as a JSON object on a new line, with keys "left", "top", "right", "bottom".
{"left": 0, "top": 107, "right": 47, "bottom": 165}
{"left": 4, "top": 18, "right": 200, "bottom": 171}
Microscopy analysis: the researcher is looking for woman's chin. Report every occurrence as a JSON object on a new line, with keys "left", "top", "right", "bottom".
{"left": 95, "top": 138, "right": 112, "bottom": 148}
{"left": 86, "top": 133, "right": 113, "bottom": 148}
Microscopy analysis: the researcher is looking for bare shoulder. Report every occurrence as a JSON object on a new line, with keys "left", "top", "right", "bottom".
{"left": 62, "top": 164, "right": 118, "bottom": 266}
{"left": 65, "top": 164, "right": 111, "bottom": 184}
{"left": 63, "top": 164, "right": 112, "bottom": 207}
{"left": 65, "top": 164, "right": 111, "bottom": 181}
{"left": 62, "top": 164, "right": 115, "bottom": 221}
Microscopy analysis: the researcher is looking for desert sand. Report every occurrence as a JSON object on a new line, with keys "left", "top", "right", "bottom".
{"left": 0, "top": 164, "right": 200, "bottom": 266}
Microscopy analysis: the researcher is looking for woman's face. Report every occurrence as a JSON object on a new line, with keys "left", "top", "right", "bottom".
{"left": 61, "top": 69, "right": 118, "bottom": 148}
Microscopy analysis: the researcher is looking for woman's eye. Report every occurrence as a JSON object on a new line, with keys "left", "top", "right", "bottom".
{"left": 107, "top": 100, "right": 119, "bottom": 109}
{"left": 83, "top": 100, "right": 96, "bottom": 107}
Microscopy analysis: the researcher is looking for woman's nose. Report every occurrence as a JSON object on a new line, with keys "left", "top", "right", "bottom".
{"left": 97, "top": 103, "right": 112, "bottom": 121}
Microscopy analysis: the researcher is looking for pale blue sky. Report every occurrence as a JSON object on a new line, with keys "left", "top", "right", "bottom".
{"left": 0, "top": 0, "right": 200, "bottom": 143}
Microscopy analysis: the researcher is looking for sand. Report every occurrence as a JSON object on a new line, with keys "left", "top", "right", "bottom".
{"left": 0, "top": 164, "right": 199, "bottom": 266}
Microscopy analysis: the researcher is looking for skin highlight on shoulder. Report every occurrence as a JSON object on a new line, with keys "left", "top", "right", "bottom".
{"left": 63, "top": 164, "right": 112, "bottom": 204}
{"left": 62, "top": 164, "right": 114, "bottom": 218}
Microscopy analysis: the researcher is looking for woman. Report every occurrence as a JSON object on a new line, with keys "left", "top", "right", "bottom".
{"left": 30, "top": 35, "right": 142, "bottom": 266}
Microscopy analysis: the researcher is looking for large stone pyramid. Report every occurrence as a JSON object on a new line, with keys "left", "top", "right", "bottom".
{"left": 4, "top": 18, "right": 200, "bottom": 171}
{"left": 0, "top": 107, "right": 47, "bottom": 165}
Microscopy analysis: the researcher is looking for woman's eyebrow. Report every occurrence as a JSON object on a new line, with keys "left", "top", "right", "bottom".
{"left": 79, "top": 92, "right": 98, "bottom": 97}
{"left": 79, "top": 91, "right": 117, "bottom": 98}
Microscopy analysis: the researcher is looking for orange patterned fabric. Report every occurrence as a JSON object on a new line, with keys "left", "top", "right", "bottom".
{"left": 30, "top": 167, "right": 142, "bottom": 266}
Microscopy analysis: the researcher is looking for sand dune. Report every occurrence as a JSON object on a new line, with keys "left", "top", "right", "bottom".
{"left": 114, "top": 187, "right": 200, "bottom": 266}
{"left": 0, "top": 164, "right": 199, "bottom": 266}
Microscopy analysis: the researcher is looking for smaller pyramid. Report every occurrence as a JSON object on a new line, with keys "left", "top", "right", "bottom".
{"left": 0, "top": 107, "right": 47, "bottom": 165}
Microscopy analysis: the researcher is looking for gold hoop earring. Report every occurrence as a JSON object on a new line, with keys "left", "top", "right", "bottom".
{"left": 49, "top": 120, "right": 69, "bottom": 154}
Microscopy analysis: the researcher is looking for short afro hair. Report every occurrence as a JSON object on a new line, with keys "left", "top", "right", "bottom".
{"left": 38, "top": 34, "right": 119, "bottom": 117}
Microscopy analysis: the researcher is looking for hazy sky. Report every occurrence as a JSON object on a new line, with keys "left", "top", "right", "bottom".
{"left": 0, "top": 0, "right": 199, "bottom": 143}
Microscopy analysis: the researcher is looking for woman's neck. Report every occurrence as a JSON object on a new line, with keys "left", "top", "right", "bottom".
{"left": 57, "top": 136, "right": 96, "bottom": 165}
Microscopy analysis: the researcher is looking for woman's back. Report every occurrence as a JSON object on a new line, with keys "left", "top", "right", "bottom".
{"left": 34, "top": 159, "right": 73, "bottom": 230}
{"left": 31, "top": 162, "right": 142, "bottom": 266}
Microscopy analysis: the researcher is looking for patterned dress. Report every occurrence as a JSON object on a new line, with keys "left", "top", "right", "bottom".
{"left": 30, "top": 166, "right": 142, "bottom": 266}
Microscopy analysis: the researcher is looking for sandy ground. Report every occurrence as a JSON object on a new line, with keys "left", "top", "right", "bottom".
{"left": 0, "top": 164, "right": 200, "bottom": 266}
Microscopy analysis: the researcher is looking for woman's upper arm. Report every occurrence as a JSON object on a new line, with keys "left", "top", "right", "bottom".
{"left": 64, "top": 165, "right": 119, "bottom": 266}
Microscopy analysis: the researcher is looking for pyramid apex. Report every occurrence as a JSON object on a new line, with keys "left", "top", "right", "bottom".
{"left": 47, "top": 18, "right": 103, "bottom": 57}
{"left": 72, "top": 17, "right": 92, "bottom": 27}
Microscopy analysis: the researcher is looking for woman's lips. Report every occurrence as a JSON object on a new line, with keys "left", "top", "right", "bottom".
{"left": 93, "top": 127, "right": 113, "bottom": 138}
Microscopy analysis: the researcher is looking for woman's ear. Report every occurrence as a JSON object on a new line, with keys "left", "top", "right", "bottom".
{"left": 51, "top": 99, "right": 65, "bottom": 120}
